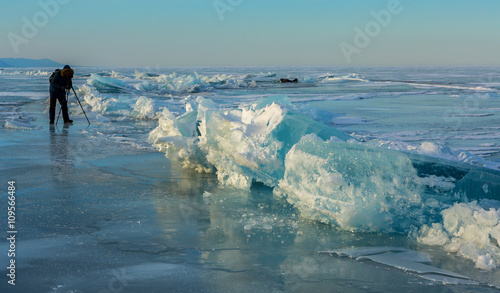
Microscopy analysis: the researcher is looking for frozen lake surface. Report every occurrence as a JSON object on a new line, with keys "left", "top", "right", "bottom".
{"left": 1, "top": 66, "right": 500, "bottom": 292}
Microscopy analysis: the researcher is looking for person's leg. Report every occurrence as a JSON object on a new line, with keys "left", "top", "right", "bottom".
{"left": 57, "top": 92, "right": 71, "bottom": 122}
{"left": 49, "top": 92, "right": 57, "bottom": 123}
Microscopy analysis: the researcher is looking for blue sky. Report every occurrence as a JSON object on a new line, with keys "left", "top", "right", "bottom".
{"left": 1, "top": 0, "right": 499, "bottom": 66}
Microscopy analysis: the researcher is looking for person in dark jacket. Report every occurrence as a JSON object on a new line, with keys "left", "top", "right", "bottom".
{"left": 49, "top": 65, "right": 74, "bottom": 124}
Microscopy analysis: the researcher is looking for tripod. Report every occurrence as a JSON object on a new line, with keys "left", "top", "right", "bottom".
{"left": 56, "top": 86, "right": 91, "bottom": 125}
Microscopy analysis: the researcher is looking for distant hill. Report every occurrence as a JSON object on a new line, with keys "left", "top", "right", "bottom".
{"left": 0, "top": 58, "right": 65, "bottom": 68}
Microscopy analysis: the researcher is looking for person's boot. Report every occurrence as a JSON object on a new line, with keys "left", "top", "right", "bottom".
{"left": 64, "top": 119, "right": 73, "bottom": 124}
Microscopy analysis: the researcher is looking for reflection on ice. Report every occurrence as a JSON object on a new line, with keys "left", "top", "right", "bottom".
{"left": 50, "top": 125, "right": 74, "bottom": 181}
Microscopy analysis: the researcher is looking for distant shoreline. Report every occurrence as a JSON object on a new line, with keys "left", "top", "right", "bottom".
{"left": 0, "top": 58, "right": 64, "bottom": 68}
{"left": 1, "top": 61, "right": 500, "bottom": 69}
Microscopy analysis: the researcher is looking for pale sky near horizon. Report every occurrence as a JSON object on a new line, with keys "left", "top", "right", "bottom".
{"left": 1, "top": 0, "right": 499, "bottom": 67}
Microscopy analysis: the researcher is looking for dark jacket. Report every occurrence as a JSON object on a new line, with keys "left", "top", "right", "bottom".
{"left": 50, "top": 69, "right": 72, "bottom": 94}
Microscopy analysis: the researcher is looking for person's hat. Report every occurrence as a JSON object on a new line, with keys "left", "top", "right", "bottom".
{"left": 61, "top": 67, "right": 74, "bottom": 78}
{"left": 63, "top": 65, "right": 71, "bottom": 69}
